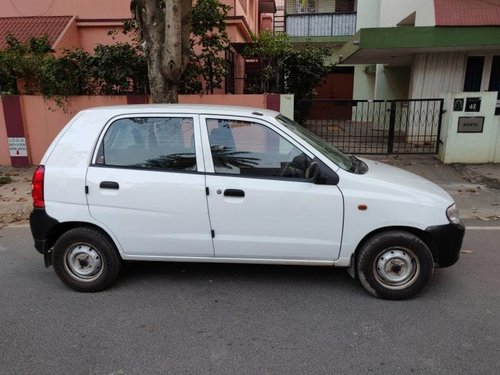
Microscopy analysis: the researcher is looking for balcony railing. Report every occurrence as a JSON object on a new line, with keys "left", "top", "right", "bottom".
{"left": 285, "top": 12, "right": 356, "bottom": 37}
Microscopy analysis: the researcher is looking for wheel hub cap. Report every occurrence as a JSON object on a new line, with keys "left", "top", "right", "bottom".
{"left": 66, "top": 244, "right": 102, "bottom": 279}
{"left": 375, "top": 249, "right": 416, "bottom": 286}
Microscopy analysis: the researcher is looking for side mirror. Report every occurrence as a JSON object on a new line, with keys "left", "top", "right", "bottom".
{"left": 306, "top": 161, "right": 321, "bottom": 183}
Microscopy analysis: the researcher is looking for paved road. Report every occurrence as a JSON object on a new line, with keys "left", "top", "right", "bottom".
{"left": 1, "top": 224, "right": 499, "bottom": 375}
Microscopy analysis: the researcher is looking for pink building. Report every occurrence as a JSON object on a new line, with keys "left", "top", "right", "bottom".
{"left": 0, "top": 0, "right": 276, "bottom": 93}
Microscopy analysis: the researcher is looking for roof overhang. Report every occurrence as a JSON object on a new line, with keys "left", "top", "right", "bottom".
{"left": 339, "top": 26, "right": 500, "bottom": 66}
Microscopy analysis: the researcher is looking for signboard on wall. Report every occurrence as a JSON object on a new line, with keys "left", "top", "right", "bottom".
{"left": 465, "top": 97, "right": 481, "bottom": 112}
{"left": 457, "top": 117, "right": 484, "bottom": 133}
{"left": 7, "top": 137, "right": 28, "bottom": 157}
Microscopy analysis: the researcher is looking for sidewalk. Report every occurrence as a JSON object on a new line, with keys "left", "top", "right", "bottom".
{"left": 0, "top": 156, "right": 499, "bottom": 227}
{"left": 0, "top": 166, "right": 33, "bottom": 227}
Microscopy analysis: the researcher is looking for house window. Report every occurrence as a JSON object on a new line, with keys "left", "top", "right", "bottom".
{"left": 463, "top": 56, "right": 484, "bottom": 92}
{"left": 488, "top": 56, "right": 500, "bottom": 99}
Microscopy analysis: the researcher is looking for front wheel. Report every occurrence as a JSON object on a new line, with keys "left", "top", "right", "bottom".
{"left": 52, "top": 227, "right": 122, "bottom": 292}
{"left": 356, "top": 231, "right": 434, "bottom": 300}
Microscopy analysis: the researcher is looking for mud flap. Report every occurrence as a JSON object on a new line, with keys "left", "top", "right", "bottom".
{"left": 44, "top": 248, "right": 52, "bottom": 267}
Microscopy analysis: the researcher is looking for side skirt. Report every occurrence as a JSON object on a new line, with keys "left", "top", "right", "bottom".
{"left": 122, "top": 255, "right": 338, "bottom": 267}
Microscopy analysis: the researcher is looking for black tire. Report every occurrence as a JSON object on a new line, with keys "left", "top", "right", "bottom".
{"left": 52, "top": 227, "right": 122, "bottom": 292}
{"left": 356, "top": 230, "right": 434, "bottom": 300}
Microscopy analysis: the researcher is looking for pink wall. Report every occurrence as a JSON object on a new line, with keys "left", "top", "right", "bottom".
{"left": 0, "top": 101, "right": 11, "bottom": 165}
{"left": 77, "top": 24, "right": 131, "bottom": 52}
{"left": 53, "top": 18, "right": 80, "bottom": 54}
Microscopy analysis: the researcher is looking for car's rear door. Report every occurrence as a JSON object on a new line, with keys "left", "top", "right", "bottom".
{"left": 86, "top": 114, "right": 214, "bottom": 258}
{"left": 201, "top": 115, "right": 344, "bottom": 261}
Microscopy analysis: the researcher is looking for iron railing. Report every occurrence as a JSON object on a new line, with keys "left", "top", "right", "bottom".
{"left": 296, "top": 99, "right": 445, "bottom": 155}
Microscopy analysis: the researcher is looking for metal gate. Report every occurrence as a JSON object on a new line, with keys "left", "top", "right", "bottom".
{"left": 296, "top": 99, "right": 445, "bottom": 154}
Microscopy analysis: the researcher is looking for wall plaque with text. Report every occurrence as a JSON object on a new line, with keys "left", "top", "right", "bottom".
{"left": 457, "top": 117, "right": 484, "bottom": 133}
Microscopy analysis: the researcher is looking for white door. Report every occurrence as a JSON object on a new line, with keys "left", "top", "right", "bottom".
{"left": 86, "top": 115, "right": 213, "bottom": 258}
{"left": 202, "top": 116, "right": 344, "bottom": 261}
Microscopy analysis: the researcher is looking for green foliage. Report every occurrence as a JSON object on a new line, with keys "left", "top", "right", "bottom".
{"left": 0, "top": 34, "right": 53, "bottom": 94}
{"left": 283, "top": 46, "right": 331, "bottom": 100}
{"left": 92, "top": 43, "right": 148, "bottom": 95}
{"left": 0, "top": 36, "right": 148, "bottom": 99}
{"left": 181, "top": 0, "right": 231, "bottom": 94}
{"left": 244, "top": 31, "right": 292, "bottom": 94}
{"left": 0, "top": 51, "right": 15, "bottom": 95}
{"left": 244, "top": 31, "right": 332, "bottom": 101}
{"left": 48, "top": 49, "right": 96, "bottom": 96}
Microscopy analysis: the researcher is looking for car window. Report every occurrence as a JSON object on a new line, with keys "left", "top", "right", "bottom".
{"left": 207, "top": 118, "right": 312, "bottom": 179}
{"left": 96, "top": 117, "right": 196, "bottom": 171}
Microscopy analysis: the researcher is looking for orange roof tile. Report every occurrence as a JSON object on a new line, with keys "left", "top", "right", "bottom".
{"left": 435, "top": 0, "right": 500, "bottom": 26}
{"left": 0, "top": 16, "right": 72, "bottom": 49}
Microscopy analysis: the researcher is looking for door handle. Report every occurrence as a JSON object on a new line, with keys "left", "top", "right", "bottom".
{"left": 224, "top": 189, "right": 245, "bottom": 197}
{"left": 99, "top": 181, "right": 119, "bottom": 189}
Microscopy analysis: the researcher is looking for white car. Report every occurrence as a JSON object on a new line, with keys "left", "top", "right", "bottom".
{"left": 29, "top": 105, "right": 464, "bottom": 299}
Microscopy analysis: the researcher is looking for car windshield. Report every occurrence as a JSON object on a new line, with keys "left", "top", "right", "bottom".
{"left": 275, "top": 115, "right": 354, "bottom": 171}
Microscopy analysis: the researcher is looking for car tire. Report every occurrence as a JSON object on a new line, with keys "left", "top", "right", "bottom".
{"left": 356, "top": 230, "right": 434, "bottom": 300}
{"left": 52, "top": 227, "right": 121, "bottom": 292}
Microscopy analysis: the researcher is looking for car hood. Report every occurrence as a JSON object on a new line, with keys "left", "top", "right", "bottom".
{"left": 356, "top": 157, "right": 454, "bottom": 206}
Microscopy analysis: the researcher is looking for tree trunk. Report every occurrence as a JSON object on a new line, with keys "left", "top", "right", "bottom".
{"left": 131, "top": 0, "right": 192, "bottom": 103}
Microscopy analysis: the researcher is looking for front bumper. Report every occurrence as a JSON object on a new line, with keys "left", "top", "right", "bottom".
{"left": 425, "top": 223, "right": 465, "bottom": 268}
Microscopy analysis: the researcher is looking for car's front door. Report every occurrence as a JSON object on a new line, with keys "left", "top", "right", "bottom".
{"left": 202, "top": 116, "right": 344, "bottom": 261}
{"left": 86, "top": 115, "right": 213, "bottom": 258}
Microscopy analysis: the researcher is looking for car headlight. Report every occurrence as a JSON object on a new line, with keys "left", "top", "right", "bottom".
{"left": 446, "top": 204, "right": 462, "bottom": 225}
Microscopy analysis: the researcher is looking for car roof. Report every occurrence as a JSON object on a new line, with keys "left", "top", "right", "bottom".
{"left": 83, "top": 104, "right": 281, "bottom": 118}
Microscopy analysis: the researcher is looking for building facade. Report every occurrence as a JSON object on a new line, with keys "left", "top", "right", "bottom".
{"left": 0, "top": 0, "right": 276, "bottom": 94}
{"left": 342, "top": 0, "right": 500, "bottom": 104}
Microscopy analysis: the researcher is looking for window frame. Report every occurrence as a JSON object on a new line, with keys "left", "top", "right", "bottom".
{"left": 91, "top": 113, "right": 206, "bottom": 173}
{"left": 199, "top": 114, "right": 316, "bottom": 181}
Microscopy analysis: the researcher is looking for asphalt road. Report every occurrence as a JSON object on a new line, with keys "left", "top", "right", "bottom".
{"left": 1, "top": 224, "right": 499, "bottom": 375}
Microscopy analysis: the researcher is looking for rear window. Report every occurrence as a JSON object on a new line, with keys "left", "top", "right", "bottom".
{"left": 95, "top": 117, "right": 196, "bottom": 171}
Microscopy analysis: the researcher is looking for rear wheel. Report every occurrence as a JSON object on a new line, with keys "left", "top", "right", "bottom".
{"left": 52, "top": 227, "right": 121, "bottom": 292}
{"left": 356, "top": 231, "right": 434, "bottom": 300}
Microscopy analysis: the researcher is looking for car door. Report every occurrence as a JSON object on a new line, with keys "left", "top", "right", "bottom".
{"left": 201, "top": 115, "right": 344, "bottom": 261}
{"left": 86, "top": 114, "right": 214, "bottom": 258}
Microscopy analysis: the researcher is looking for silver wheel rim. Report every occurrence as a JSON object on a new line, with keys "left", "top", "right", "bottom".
{"left": 64, "top": 243, "right": 104, "bottom": 282}
{"left": 373, "top": 247, "right": 419, "bottom": 290}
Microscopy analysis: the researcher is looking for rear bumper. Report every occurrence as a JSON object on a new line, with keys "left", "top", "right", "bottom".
{"left": 425, "top": 223, "right": 465, "bottom": 268}
{"left": 29, "top": 209, "right": 59, "bottom": 266}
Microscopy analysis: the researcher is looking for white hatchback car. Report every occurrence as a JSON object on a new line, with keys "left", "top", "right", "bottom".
{"left": 30, "top": 105, "right": 464, "bottom": 299}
